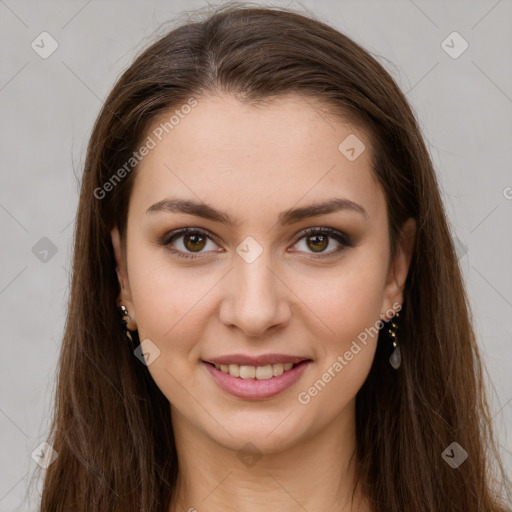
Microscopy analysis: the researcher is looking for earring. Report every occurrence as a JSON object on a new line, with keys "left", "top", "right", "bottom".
{"left": 117, "top": 304, "right": 135, "bottom": 343}
{"left": 388, "top": 311, "right": 401, "bottom": 370}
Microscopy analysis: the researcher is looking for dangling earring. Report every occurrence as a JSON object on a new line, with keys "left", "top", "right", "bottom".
{"left": 117, "top": 304, "right": 135, "bottom": 343}
{"left": 388, "top": 311, "right": 401, "bottom": 370}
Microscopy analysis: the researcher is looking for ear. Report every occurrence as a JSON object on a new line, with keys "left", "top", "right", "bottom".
{"left": 381, "top": 218, "right": 416, "bottom": 321}
{"left": 111, "top": 224, "right": 137, "bottom": 330}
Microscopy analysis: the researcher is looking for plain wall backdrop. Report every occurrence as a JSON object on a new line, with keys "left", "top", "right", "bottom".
{"left": 0, "top": 0, "right": 511, "bottom": 509}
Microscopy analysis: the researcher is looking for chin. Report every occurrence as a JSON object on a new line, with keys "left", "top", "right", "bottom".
{"left": 203, "top": 410, "right": 313, "bottom": 454}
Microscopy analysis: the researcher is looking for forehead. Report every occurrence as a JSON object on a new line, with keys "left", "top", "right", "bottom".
{"left": 130, "top": 93, "right": 384, "bottom": 222}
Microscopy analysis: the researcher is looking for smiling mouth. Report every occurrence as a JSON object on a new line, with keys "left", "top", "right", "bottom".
{"left": 204, "top": 361, "right": 310, "bottom": 380}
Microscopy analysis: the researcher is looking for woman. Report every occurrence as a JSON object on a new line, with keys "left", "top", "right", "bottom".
{"left": 35, "top": 3, "right": 511, "bottom": 511}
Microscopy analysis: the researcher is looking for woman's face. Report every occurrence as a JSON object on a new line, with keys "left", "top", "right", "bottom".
{"left": 111, "top": 93, "right": 413, "bottom": 453}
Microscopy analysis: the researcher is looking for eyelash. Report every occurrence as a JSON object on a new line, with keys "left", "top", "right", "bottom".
{"left": 158, "top": 227, "right": 355, "bottom": 260}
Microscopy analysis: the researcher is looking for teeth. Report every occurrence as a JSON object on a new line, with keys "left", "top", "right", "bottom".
{"left": 228, "top": 364, "right": 239, "bottom": 377}
{"left": 255, "top": 365, "right": 273, "bottom": 380}
{"left": 213, "top": 362, "right": 299, "bottom": 379}
{"left": 239, "top": 365, "right": 256, "bottom": 379}
{"left": 273, "top": 363, "right": 284, "bottom": 377}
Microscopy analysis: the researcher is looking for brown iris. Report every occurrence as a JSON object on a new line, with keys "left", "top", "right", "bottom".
{"left": 306, "top": 233, "right": 328, "bottom": 252}
{"left": 183, "top": 233, "right": 207, "bottom": 252}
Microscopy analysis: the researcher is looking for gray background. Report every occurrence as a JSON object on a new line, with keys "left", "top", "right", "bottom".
{"left": 1, "top": 0, "right": 511, "bottom": 509}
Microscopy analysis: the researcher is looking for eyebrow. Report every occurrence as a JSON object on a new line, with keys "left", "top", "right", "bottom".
{"left": 146, "top": 197, "right": 368, "bottom": 225}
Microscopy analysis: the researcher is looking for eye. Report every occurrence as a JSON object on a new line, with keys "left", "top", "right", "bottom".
{"left": 160, "top": 228, "right": 221, "bottom": 260}
{"left": 290, "top": 227, "right": 355, "bottom": 258}
{"left": 159, "top": 227, "right": 355, "bottom": 260}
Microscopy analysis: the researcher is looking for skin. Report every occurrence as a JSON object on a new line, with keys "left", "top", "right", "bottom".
{"left": 111, "top": 93, "right": 415, "bottom": 511}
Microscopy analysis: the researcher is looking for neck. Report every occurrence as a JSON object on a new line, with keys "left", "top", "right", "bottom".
{"left": 168, "top": 398, "right": 371, "bottom": 512}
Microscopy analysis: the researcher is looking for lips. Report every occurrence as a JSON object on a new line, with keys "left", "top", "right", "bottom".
{"left": 203, "top": 358, "right": 312, "bottom": 399}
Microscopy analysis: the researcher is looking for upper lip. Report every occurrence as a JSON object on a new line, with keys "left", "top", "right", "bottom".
{"left": 204, "top": 354, "right": 311, "bottom": 366}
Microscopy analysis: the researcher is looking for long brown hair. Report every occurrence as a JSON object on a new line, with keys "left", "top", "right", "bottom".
{"left": 32, "top": 3, "right": 511, "bottom": 511}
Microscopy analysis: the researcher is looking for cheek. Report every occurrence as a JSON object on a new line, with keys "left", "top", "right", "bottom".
{"left": 126, "top": 251, "right": 210, "bottom": 404}
{"left": 304, "top": 251, "right": 389, "bottom": 348}
{"left": 294, "top": 252, "right": 387, "bottom": 417}
{"left": 127, "top": 245, "right": 203, "bottom": 350}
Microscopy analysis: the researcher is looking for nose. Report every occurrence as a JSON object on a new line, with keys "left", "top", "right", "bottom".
{"left": 218, "top": 250, "right": 292, "bottom": 338}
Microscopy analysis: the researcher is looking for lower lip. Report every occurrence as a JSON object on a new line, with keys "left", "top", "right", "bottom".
{"left": 203, "top": 360, "right": 312, "bottom": 400}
